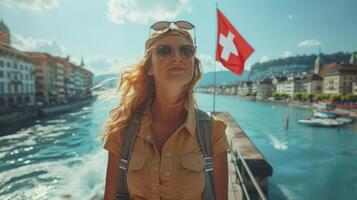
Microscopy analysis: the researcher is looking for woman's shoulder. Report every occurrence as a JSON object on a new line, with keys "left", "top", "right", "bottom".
{"left": 211, "top": 114, "right": 227, "bottom": 132}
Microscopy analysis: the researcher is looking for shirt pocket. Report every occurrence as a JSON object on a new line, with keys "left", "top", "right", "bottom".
{"left": 180, "top": 153, "right": 204, "bottom": 172}
{"left": 179, "top": 153, "right": 205, "bottom": 199}
{"left": 128, "top": 152, "right": 147, "bottom": 170}
{"left": 127, "top": 152, "right": 148, "bottom": 197}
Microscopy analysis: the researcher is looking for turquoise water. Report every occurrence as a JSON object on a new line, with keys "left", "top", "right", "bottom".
{"left": 1, "top": 92, "right": 357, "bottom": 200}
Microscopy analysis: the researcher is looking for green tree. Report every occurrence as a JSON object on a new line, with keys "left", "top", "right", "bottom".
{"left": 294, "top": 92, "right": 302, "bottom": 101}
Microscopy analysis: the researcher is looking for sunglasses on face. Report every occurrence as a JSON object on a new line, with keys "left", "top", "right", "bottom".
{"left": 151, "top": 44, "right": 196, "bottom": 59}
{"left": 149, "top": 21, "right": 196, "bottom": 45}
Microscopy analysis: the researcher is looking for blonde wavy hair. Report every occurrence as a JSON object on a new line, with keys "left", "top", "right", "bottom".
{"left": 101, "top": 29, "right": 203, "bottom": 141}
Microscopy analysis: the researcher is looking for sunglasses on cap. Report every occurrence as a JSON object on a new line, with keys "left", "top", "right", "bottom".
{"left": 149, "top": 21, "right": 196, "bottom": 45}
{"left": 150, "top": 44, "right": 196, "bottom": 59}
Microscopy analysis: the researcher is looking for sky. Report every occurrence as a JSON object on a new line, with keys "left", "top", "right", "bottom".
{"left": 1, "top": 0, "right": 357, "bottom": 75}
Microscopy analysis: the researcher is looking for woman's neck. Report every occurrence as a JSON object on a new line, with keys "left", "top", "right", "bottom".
{"left": 150, "top": 85, "right": 187, "bottom": 123}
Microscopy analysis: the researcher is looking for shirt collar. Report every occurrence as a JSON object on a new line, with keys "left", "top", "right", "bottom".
{"left": 138, "top": 108, "right": 155, "bottom": 144}
{"left": 184, "top": 103, "right": 196, "bottom": 136}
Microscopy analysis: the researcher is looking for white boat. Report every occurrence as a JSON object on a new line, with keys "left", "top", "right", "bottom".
{"left": 313, "top": 111, "right": 336, "bottom": 118}
{"left": 313, "top": 103, "right": 335, "bottom": 110}
{"left": 336, "top": 117, "right": 353, "bottom": 124}
{"left": 298, "top": 117, "right": 344, "bottom": 127}
{"left": 313, "top": 111, "right": 353, "bottom": 124}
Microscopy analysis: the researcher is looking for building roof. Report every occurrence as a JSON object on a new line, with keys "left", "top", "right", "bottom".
{"left": 320, "top": 62, "right": 357, "bottom": 77}
{"left": 319, "top": 62, "right": 338, "bottom": 76}
{"left": 309, "top": 74, "right": 323, "bottom": 81}
{"left": 0, "top": 43, "right": 31, "bottom": 61}
{"left": 0, "top": 20, "right": 9, "bottom": 33}
{"left": 260, "top": 78, "right": 272, "bottom": 84}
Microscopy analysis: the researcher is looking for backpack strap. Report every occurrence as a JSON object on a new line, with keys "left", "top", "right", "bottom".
{"left": 196, "top": 108, "right": 215, "bottom": 200}
{"left": 116, "top": 113, "right": 142, "bottom": 200}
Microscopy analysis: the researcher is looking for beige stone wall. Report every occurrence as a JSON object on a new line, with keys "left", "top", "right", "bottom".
{"left": 340, "top": 75, "right": 357, "bottom": 94}
{"left": 311, "top": 80, "right": 323, "bottom": 94}
{"left": 353, "top": 82, "right": 357, "bottom": 95}
{"left": 323, "top": 75, "right": 339, "bottom": 94}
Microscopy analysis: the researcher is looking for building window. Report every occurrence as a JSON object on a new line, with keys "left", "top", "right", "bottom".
{"left": 7, "top": 72, "right": 11, "bottom": 79}
{"left": 0, "top": 60, "right": 4, "bottom": 67}
{"left": 14, "top": 62, "right": 18, "bottom": 69}
{"left": 0, "top": 71, "right": 3, "bottom": 78}
{"left": 0, "top": 83, "right": 3, "bottom": 94}
{"left": 7, "top": 62, "right": 11, "bottom": 67}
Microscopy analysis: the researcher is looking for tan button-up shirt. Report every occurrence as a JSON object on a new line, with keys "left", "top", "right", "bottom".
{"left": 104, "top": 105, "right": 229, "bottom": 200}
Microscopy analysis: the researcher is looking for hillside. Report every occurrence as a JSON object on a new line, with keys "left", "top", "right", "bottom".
{"left": 249, "top": 51, "right": 352, "bottom": 81}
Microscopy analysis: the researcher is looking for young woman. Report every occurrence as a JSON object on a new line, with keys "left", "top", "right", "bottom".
{"left": 103, "top": 21, "right": 229, "bottom": 200}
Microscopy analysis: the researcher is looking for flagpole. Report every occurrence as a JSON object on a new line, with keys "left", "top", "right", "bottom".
{"left": 213, "top": 3, "right": 218, "bottom": 113}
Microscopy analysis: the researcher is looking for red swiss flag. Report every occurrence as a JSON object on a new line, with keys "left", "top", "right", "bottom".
{"left": 216, "top": 8, "right": 254, "bottom": 75}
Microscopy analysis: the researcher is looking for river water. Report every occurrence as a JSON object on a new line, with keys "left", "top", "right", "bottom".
{"left": 1, "top": 92, "right": 357, "bottom": 200}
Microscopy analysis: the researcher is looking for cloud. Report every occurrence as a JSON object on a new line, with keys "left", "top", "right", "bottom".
{"left": 298, "top": 39, "right": 321, "bottom": 47}
{"left": 1, "top": 0, "right": 59, "bottom": 12}
{"left": 12, "top": 33, "right": 67, "bottom": 56}
{"left": 106, "top": 0, "right": 192, "bottom": 25}
{"left": 259, "top": 56, "right": 270, "bottom": 63}
{"left": 81, "top": 56, "right": 139, "bottom": 75}
{"left": 282, "top": 51, "right": 292, "bottom": 58}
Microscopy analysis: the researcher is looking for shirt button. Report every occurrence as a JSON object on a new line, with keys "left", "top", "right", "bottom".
{"left": 153, "top": 166, "right": 158, "bottom": 171}
{"left": 165, "top": 171, "right": 170, "bottom": 176}
{"left": 165, "top": 195, "right": 169, "bottom": 198}
{"left": 166, "top": 152, "right": 172, "bottom": 156}
{"left": 153, "top": 186, "right": 157, "bottom": 190}
{"left": 146, "top": 136, "right": 151, "bottom": 140}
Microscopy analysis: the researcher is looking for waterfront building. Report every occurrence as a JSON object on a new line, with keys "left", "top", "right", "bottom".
{"left": 0, "top": 20, "right": 36, "bottom": 110}
{"left": 78, "top": 58, "right": 94, "bottom": 98}
{"left": 276, "top": 82, "right": 284, "bottom": 94}
{"left": 281, "top": 76, "right": 298, "bottom": 97}
{"left": 316, "top": 52, "right": 357, "bottom": 95}
{"left": 272, "top": 76, "right": 287, "bottom": 94}
{"left": 320, "top": 62, "right": 357, "bottom": 95}
{"left": 353, "top": 82, "right": 357, "bottom": 95}
{"left": 257, "top": 78, "right": 273, "bottom": 100}
{"left": 300, "top": 74, "right": 323, "bottom": 94}
{"left": 27, "top": 52, "right": 66, "bottom": 105}
{"left": 55, "top": 56, "right": 76, "bottom": 100}
{"left": 237, "top": 81, "right": 253, "bottom": 96}
{"left": 251, "top": 82, "right": 257, "bottom": 95}
{"left": 73, "top": 65, "right": 85, "bottom": 98}
{"left": 221, "top": 83, "right": 237, "bottom": 95}
{"left": 283, "top": 77, "right": 294, "bottom": 97}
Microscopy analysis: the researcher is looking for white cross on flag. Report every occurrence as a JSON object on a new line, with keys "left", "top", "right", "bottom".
{"left": 216, "top": 8, "right": 254, "bottom": 75}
